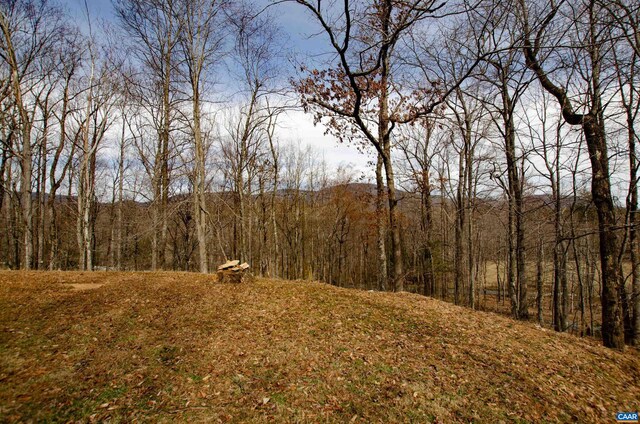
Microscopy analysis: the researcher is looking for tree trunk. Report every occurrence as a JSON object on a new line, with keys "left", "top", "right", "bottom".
{"left": 376, "top": 154, "right": 388, "bottom": 291}
{"left": 507, "top": 190, "right": 518, "bottom": 318}
{"left": 584, "top": 117, "right": 625, "bottom": 348}
{"left": 37, "top": 114, "right": 48, "bottom": 270}
{"left": 455, "top": 148, "right": 465, "bottom": 306}
{"left": 383, "top": 151, "right": 404, "bottom": 292}
{"left": 159, "top": 29, "right": 173, "bottom": 270}
{"left": 378, "top": 50, "right": 403, "bottom": 291}
{"left": 48, "top": 90, "right": 73, "bottom": 270}
{"left": 268, "top": 131, "right": 279, "bottom": 278}
{"left": 116, "top": 114, "right": 125, "bottom": 271}
{"left": 421, "top": 163, "right": 434, "bottom": 297}
{"left": 502, "top": 84, "right": 526, "bottom": 319}
{"left": 77, "top": 52, "right": 96, "bottom": 271}
{"left": 552, "top": 186, "right": 565, "bottom": 331}
{"left": 0, "top": 130, "right": 7, "bottom": 214}
{"left": 192, "top": 88, "right": 208, "bottom": 273}
{"left": 516, "top": 174, "right": 528, "bottom": 318}
{"left": 556, "top": 245, "right": 568, "bottom": 331}
{"left": 536, "top": 238, "right": 544, "bottom": 325}
{"left": 466, "top": 122, "right": 475, "bottom": 309}
{"left": 1, "top": 23, "right": 35, "bottom": 270}
{"left": 628, "top": 110, "right": 640, "bottom": 346}
{"left": 151, "top": 188, "right": 160, "bottom": 270}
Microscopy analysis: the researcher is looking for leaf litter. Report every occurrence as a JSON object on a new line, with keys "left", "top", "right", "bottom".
{"left": 0, "top": 270, "right": 638, "bottom": 423}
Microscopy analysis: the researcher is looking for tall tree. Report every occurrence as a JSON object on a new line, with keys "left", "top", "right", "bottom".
{"left": 480, "top": 9, "right": 533, "bottom": 319}
{"left": 397, "top": 117, "right": 447, "bottom": 297}
{"left": 518, "top": 0, "right": 625, "bottom": 348}
{"left": 447, "top": 87, "right": 483, "bottom": 307}
{"left": 525, "top": 88, "right": 571, "bottom": 331}
{"left": 605, "top": 0, "right": 640, "bottom": 346}
{"left": 0, "top": 0, "right": 65, "bottom": 269}
{"left": 114, "top": 0, "right": 180, "bottom": 270}
{"left": 223, "top": 5, "right": 285, "bottom": 264}
{"left": 75, "top": 54, "right": 117, "bottom": 271}
{"left": 176, "top": 0, "right": 226, "bottom": 273}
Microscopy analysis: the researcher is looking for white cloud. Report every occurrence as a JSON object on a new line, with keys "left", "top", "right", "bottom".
{"left": 279, "top": 109, "right": 373, "bottom": 178}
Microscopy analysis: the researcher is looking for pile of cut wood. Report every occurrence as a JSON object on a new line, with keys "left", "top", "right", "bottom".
{"left": 216, "top": 260, "right": 251, "bottom": 283}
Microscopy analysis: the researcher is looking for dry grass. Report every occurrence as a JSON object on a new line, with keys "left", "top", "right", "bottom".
{"left": 0, "top": 271, "right": 638, "bottom": 423}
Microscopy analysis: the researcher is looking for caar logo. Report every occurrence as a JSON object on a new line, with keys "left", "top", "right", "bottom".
{"left": 617, "top": 412, "right": 639, "bottom": 422}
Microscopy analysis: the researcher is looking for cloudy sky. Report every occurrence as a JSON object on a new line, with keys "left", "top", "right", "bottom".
{"left": 60, "top": 0, "right": 373, "bottom": 178}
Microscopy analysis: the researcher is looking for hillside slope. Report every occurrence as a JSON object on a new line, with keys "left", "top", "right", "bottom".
{"left": 0, "top": 271, "right": 638, "bottom": 423}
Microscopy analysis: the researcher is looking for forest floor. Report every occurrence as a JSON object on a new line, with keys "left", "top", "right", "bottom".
{"left": 0, "top": 271, "right": 638, "bottom": 423}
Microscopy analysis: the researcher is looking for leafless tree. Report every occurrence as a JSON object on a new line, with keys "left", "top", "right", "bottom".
{"left": 114, "top": 0, "right": 181, "bottom": 270}
{"left": 518, "top": 0, "right": 626, "bottom": 348}
{"left": 0, "top": 0, "right": 66, "bottom": 269}
{"left": 605, "top": 0, "right": 640, "bottom": 345}
{"left": 175, "top": 0, "right": 227, "bottom": 273}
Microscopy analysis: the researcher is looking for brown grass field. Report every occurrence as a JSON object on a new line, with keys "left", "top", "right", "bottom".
{"left": 0, "top": 271, "right": 639, "bottom": 423}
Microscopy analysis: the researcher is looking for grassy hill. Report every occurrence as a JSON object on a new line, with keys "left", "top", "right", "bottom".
{"left": 0, "top": 271, "right": 638, "bottom": 423}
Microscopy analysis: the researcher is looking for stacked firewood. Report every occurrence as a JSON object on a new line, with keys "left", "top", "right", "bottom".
{"left": 216, "top": 260, "right": 251, "bottom": 283}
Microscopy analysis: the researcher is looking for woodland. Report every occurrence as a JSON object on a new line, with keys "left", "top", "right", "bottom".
{"left": 0, "top": 0, "right": 639, "bottom": 351}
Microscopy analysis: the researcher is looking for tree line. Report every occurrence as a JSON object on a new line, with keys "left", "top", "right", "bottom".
{"left": 0, "top": 0, "right": 638, "bottom": 349}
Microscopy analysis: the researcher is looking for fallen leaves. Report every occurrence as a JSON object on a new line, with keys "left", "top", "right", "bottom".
{"left": 0, "top": 270, "right": 638, "bottom": 423}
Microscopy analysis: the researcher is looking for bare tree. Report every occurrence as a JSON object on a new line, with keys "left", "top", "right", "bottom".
{"left": 176, "top": 0, "right": 226, "bottom": 273}
{"left": 0, "top": 0, "right": 65, "bottom": 269}
{"left": 518, "top": 0, "right": 625, "bottom": 348}
{"left": 221, "top": 5, "right": 286, "bottom": 264}
{"left": 75, "top": 57, "right": 117, "bottom": 270}
{"left": 605, "top": 0, "right": 640, "bottom": 345}
{"left": 114, "top": 0, "right": 181, "bottom": 270}
{"left": 479, "top": 10, "right": 533, "bottom": 319}
{"left": 446, "top": 88, "right": 480, "bottom": 306}
{"left": 524, "top": 88, "right": 572, "bottom": 331}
